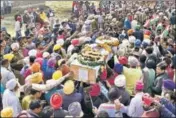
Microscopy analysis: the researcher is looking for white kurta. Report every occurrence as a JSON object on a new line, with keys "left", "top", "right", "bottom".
{"left": 2, "top": 89, "right": 22, "bottom": 117}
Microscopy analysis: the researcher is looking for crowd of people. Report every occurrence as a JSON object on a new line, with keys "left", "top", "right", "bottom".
{"left": 0, "top": 1, "right": 176, "bottom": 118}
{"left": 1, "top": 0, "right": 13, "bottom": 15}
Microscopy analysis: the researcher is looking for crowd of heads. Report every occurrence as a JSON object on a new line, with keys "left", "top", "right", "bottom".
{"left": 0, "top": 1, "right": 176, "bottom": 118}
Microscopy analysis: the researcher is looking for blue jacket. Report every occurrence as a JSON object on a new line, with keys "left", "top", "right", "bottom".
{"left": 170, "top": 15, "right": 176, "bottom": 25}
{"left": 124, "top": 19, "right": 131, "bottom": 29}
{"left": 58, "top": 89, "right": 83, "bottom": 110}
{"left": 44, "top": 67, "right": 55, "bottom": 80}
{"left": 160, "top": 98, "right": 176, "bottom": 115}
{"left": 42, "top": 59, "right": 48, "bottom": 72}
{"left": 160, "top": 106, "right": 176, "bottom": 118}
{"left": 133, "top": 30, "right": 144, "bottom": 41}
{"left": 44, "top": 88, "right": 58, "bottom": 103}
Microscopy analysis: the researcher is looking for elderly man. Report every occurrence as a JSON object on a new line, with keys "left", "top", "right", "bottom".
{"left": 11, "top": 42, "right": 24, "bottom": 70}
{"left": 10, "top": 42, "right": 24, "bottom": 84}
{"left": 2, "top": 79, "right": 22, "bottom": 117}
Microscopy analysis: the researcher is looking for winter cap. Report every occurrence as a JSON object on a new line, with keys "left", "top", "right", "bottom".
{"left": 29, "top": 100, "right": 42, "bottom": 110}
{"left": 142, "top": 94, "right": 154, "bottom": 106}
{"left": 68, "top": 102, "right": 84, "bottom": 117}
{"left": 128, "top": 56, "right": 139, "bottom": 67}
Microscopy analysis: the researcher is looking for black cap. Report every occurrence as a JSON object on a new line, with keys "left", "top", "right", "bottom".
{"left": 29, "top": 100, "right": 42, "bottom": 110}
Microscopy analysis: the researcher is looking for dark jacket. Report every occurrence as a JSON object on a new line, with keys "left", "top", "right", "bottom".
{"left": 11, "top": 51, "right": 24, "bottom": 71}
{"left": 152, "top": 73, "right": 169, "bottom": 95}
{"left": 58, "top": 90, "right": 82, "bottom": 110}
{"left": 170, "top": 15, "right": 176, "bottom": 25}
{"left": 53, "top": 109, "right": 69, "bottom": 118}
{"left": 160, "top": 98, "right": 176, "bottom": 115}
{"left": 23, "top": 14, "right": 30, "bottom": 24}
{"left": 118, "top": 87, "right": 131, "bottom": 106}
{"left": 160, "top": 106, "right": 176, "bottom": 118}
{"left": 134, "top": 30, "right": 144, "bottom": 41}
{"left": 27, "top": 110, "right": 40, "bottom": 118}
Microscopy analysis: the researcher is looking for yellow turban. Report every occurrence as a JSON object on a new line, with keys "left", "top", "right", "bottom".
{"left": 3, "top": 53, "right": 14, "bottom": 61}
{"left": 63, "top": 80, "right": 75, "bottom": 95}
{"left": 53, "top": 44, "right": 61, "bottom": 51}
{"left": 26, "top": 72, "right": 43, "bottom": 84}
{"left": 52, "top": 70, "right": 63, "bottom": 80}
{"left": 1, "top": 107, "right": 13, "bottom": 118}
{"left": 127, "top": 29, "right": 134, "bottom": 35}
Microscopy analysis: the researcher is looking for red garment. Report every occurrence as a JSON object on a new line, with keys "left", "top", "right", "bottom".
{"left": 128, "top": 15, "right": 133, "bottom": 22}
{"left": 72, "top": 1, "right": 76, "bottom": 7}
{"left": 100, "top": 68, "right": 107, "bottom": 81}
{"left": 22, "top": 48, "right": 29, "bottom": 57}
{"left": 24, "top": 68, "right": 32, "bottom": 79}
{"left": 36, "top": 50, "right": 43, "bottom": 58}
{"left": 107, "top": 73, "right": 118, "bottom": 86}
{"left": 166, "top": 66, "right": 174, "bottom": 79}
{"left": 57, "top": 35, "right": 65, "bottom": 40}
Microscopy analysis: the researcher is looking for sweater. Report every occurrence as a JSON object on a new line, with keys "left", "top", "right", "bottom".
{"left": 123, "top": 67, "right": 143, "bottom": 95}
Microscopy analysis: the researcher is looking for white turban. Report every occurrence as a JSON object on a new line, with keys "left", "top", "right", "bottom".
{"left": 129, "top": 36, "right": 136, "bottom": 44}
{"left": 85, "top": 20, "right": 91, "bottom": 25}
{"left": 28, "top": 49, "right": 37, "bottom": 57}
{"left": 128, "top": 56, "right": 139, "bottom": 67}
{"left": 23, "top": 57, "right": 29, "bottom": 65}
{"left": 11, "top": 43, "right": 19, "bottom": 50}
{"left": 114, "top": 74, "right": 126, "bottom": 87}
{"left": 42, "top": 52, "right": 50, "bottom": 58}
{"left": 56, "top": 39, "right": 64, "bottom": 46}
{"left": 122, "top": 39, "right": 130, "bottom": 48}
{"left": 6, "top": 79, "right": 17, "bottom": 90}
